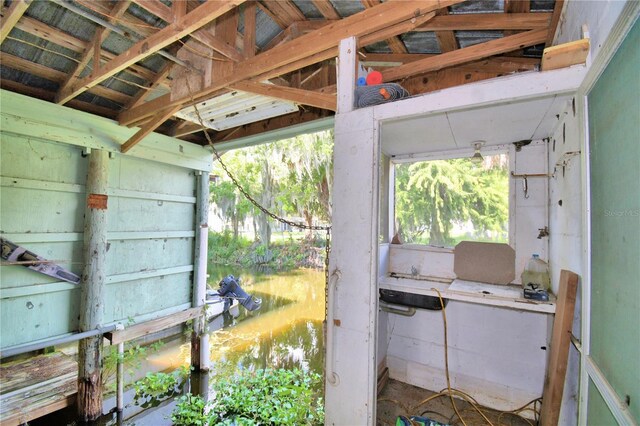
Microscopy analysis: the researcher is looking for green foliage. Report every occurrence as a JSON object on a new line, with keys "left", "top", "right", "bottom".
{"left": 133, "top": 365, "right": 190, "bottom": 404}
{"left": 170, "top": 369, "right": 324, "bottom": 425}
{"left": 101, "top": 341, "right": 164, "bottom": 393}
{"left": 172, "top": 394, "right": 211, "bottom": 426}
{"left": 209, "top": 368, "right": 324, "bottom": 425}
{"left": 209, "top": 130, "right": 333, "bottom": 247}
{"left": 395, "top": 155, "right": 509, "bottom": 246}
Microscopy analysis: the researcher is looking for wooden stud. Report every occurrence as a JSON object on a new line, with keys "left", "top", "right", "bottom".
{"left": 0, "top": 0, "right": 31, "bottom": 44}
{"left": 312, "top": 0, "right": 340, "bottom": 20}
{"left": 120, "top": 105, "right": 183, "bottom": 153}
{"left": 57, "top": 0, "right": 246, "bottom": 105}
{"left": 77, "top": 149, "right": 110, "bottom": 422}
{"left": 105, "top": 307, "right": 201, "bottom": 345}
{"left": 434, "top": 8, "right": 458, "bottom": 53}
{"left": 546, "top": 0, "right": 565, "bottom": 47}
{"left": 417, "top": 13, "right": 551, "bottom": 31}
{"left": 540, "top": 270, "right": 579, "bottom": 426}
{"left": 243, "top": 2, "right": 256, "bottom": 58}
{"left": 382, "top": 28, "right": 548, "bottom": 82}
{"left": 505, "top": 0, "right": 531, "bottom": 14}
{"left": 541, "top": 38, "right": 590, "bottom": 71}
{"left": 230, "top": 81, "right": 337, "bottom": 111}
{"left": 172, "top": 0, "right": 187, "bottom": 22}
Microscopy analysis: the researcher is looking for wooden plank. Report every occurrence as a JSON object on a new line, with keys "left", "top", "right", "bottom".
{"left": 105, "top": 307, "right": 201, "bottom": 344}
{"left": 382, "top": 28, "right": 548, "bottom": 82}
{"left": 229, "top": 81, "right": 337, "bottom": 111}
{"left": 505, "top": 0, "right": 531, "bottom": 13}
{"left": 1, "top": 376, "right": 76, "bottom": 426}
{"left": 546, "top": 0, "right": 565, "bottom": 47}
{"left": 118, "top": 0, "right": 463, "bottom": 126}
{"left": 540, "top": 270, "right": 579, "bottom": 426}
{"left": 56, "top": 1, "right": 131, "bottom": 104}
{"left": 434, "top": 8, "right": 458, "bottom": 53}
{"left": 0, "top": 352, "right": 76, "bottom": 395}
{"left": 243, "top": 2, "right": 256, "bottom": 58}
{"left": 312, "top": 0, "right": 340, "bottom": 20}
{"left": 417, "top": 12, "right": 552, "bottom": 31}
{"left": 361, "top": 53, "right": 539, "bottom": 71}
{"left": 359, "top": 0, "right": 407, "bottom": 53}
{"left": 541, "top": 37, "right": 589, "bottom": 71}
{"left": 0, "top": 0, "right": 30, "bottom": 44}
{"left": 121, "top": 105, "right": 183, "bottom": 153}
{"left": 58, "top": 0, "right": 246, "bottom": 104}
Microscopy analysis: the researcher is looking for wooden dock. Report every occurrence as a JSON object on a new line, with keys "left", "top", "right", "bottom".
{"left": 0, "top": 352, "right": 77, "bottom": 426}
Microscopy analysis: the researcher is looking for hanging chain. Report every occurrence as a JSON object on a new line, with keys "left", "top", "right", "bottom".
{"left": 183, "top": 78, "right": 332, "bottom": 318}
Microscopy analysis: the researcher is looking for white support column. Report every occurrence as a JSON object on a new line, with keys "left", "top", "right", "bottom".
{"left": 337, "top": 37, "right": 357, "bottom": 114}
{"left": 191, "top": 171, "right": 210, "bottom": 371}
{"left": 325, "top": 102, "right": 379, "bottom": 424}
{"left": 77, "top": 149, "right": 109, "bottom": 422}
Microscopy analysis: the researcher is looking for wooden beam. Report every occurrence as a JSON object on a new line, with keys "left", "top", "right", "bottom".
{"left": 361, "top": 53, "right": 539, "bottom": 70}
{"left": 541, "top": 37, "right": 589, "bottom": 71}
{"left": 416, "top": 12, "right": 552, "bottom": 31}
{"left": 260, "top": 1, "right": 305, "bottom": 28}
{"left": 14, "top": 17, "right": 162, "bottom": 84}
{"left": 230, "top": 81, "right": 337, "bottom": 111}
{"left": 539, "top": 270, "right": 578, "bottom": 426}
{"left": 505, "top": 0, "right": 531, "bottom": 13}
{"left": 382, "top": 28, "right": 548, "bottom": 82}
{"left": 0, "top": 0, "right": 30, "bottom": 44}
{"left": 56, "top": 1, "right": 131, "bottom": 104}
{"left": 359, "top": 0, "right": 407, "bottom": 53}
{"left": 58, "top": 0, "right": 246, "bottom": 105}
{"left": 172, "top": 0, "right": 187, "bottom": 21}
{"left": 126, "top": 62, "right": 173, "bottom": 109}
{"left": 171, "top": 121, "right": 204, "bottom": 138}
{"left": 121, "top": 104, "right": 183, "bottom": 153}
{"left": 132, "top": 0, "right": 242, "bottom": 61}
{"left": 1, "top": 53, "right": 131, "bottom": 104}
{"left": 434, "top": 8, "right": 457, "bottom": 53}
{"left": 546, "top": 0, "right": 565, "bottom": 47}
{"left": 119, "top": 1, "right": 461, "bottom": 126}
{"left": 243, "top": 2, "right": 256, "bottom": 58}
{"left": 312, "top": 0, "right": 340, "bottom": 20}
{"left": 105, "top": 307, "right": 201, "bottom": 345}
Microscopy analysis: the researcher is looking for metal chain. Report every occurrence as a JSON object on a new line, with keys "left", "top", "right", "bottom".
{"left": 183, "top": 78, "right": 332, "bottom": 318}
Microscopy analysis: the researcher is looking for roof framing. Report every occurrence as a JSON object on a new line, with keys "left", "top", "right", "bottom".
{"left": 0, "top": 0, "right": 580, "bottom": 149}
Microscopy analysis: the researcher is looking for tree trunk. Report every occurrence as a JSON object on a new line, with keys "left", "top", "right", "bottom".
{"left": 303, "top": 209, "right": 313, "bottom": 240}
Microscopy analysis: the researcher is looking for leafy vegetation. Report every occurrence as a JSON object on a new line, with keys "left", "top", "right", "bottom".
{"left": 171, "top": 369, "right": 324, "bottom": 426}
{"left": 395, "top": 155, "right": 509, "bottom": 246}
{"left": 210, "top": 131, "right": 333, "bottom": 251}
{"left": 133, "top": 365, "right": 190, "bottom": 405}
{"left": 101, "top": 341, "right": 164, "bottom": 393}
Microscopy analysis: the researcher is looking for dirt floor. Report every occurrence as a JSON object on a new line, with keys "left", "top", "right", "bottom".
{"left": 377, "top": 379, "right": 534, "bottom": 426}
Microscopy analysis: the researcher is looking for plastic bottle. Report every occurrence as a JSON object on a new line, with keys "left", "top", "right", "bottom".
{"left": 521, "top": 254, "right": 551, "bottom": 291}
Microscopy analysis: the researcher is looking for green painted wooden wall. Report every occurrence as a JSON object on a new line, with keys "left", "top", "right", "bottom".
{"left": 0, "top": 90, "right": 212, "bottom": 349}
{"left": 588, "top": 18, "right": 639, "bottom": 422}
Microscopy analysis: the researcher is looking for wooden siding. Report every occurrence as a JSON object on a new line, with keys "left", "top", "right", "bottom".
{"left": 0, "top": 90, "right": 211, "bottom": 349}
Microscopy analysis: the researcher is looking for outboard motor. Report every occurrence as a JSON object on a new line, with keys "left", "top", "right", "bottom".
{"left": 218, "top": 275, "right": 262, "bottom": 311}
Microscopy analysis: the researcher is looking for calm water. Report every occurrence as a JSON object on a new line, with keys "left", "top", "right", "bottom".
{"left": 115, "top": 266, "right": 325, "bottom": 425}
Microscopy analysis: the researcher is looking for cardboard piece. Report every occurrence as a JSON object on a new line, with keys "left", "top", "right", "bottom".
{"left": 454, "top": 241, "right": 515, "bottom": 285}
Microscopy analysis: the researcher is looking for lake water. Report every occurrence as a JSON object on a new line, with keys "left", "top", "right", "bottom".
{"left": 113, "top": 266, "right": 326, "bottom": 425}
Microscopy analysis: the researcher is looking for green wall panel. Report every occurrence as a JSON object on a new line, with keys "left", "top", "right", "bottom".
{"left": 1, "top": 93, "right": 206, "bottom": 349}
{"left": 587, "top": 379, "right": 618, "bottom": 426}
{"left": 0, "top": 289, "right": 80, "bottom": 348}
{"left": 588, "top": 18, "right": 640, "bottom": 422}
{"left": 106, "top": 238, "right": 194, "bottom": 276}
{"left": 104, "top": 274, "right": 192, "bottom": 324}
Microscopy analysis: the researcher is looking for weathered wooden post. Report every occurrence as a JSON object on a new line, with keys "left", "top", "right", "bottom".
{"left": 77, "top": 149, "right": 109, "bottom": 421}
{"left": 191, "top": 171, "right": 210, "bottom": 371}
